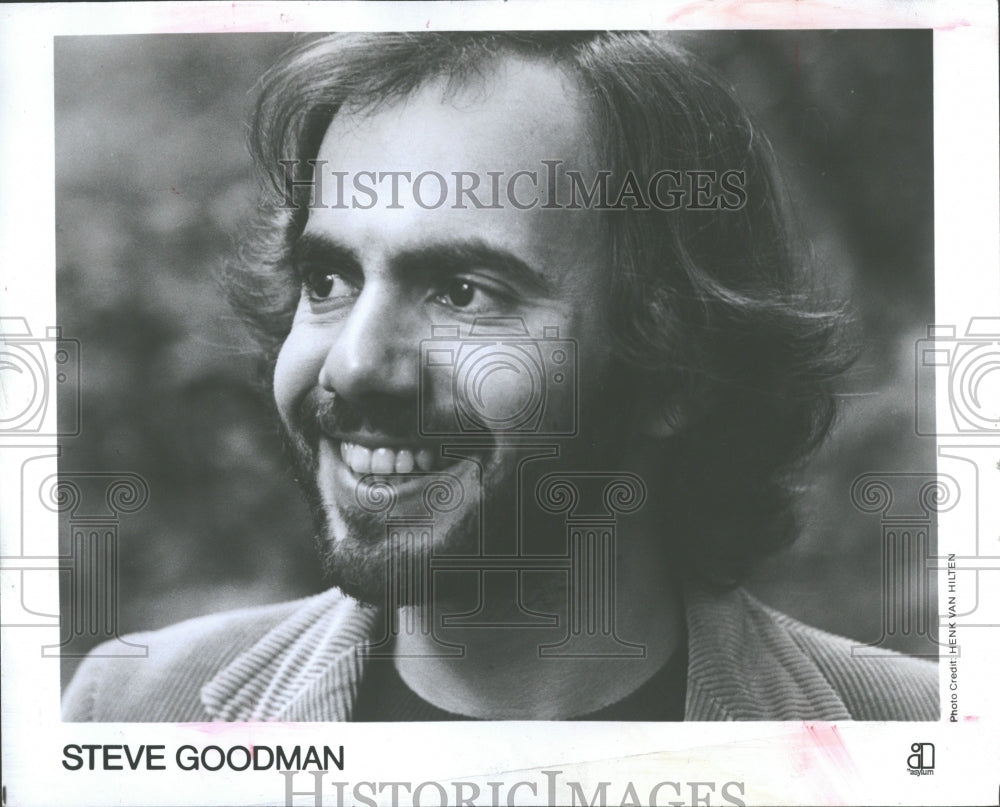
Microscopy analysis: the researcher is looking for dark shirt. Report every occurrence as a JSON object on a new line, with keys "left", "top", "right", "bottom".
{"left": 352, "top": 638, "right": 688, "bottom": 721}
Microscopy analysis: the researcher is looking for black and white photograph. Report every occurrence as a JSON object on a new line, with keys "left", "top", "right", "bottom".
{"left": 2, "top": 2, "right": 998, "bottom": 806}
{"left": 57, "top": 28, "right": 938, "bottom": 723}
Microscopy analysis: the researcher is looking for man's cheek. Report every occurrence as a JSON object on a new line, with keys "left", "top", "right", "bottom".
{"left": 272, "top": 333, "right": 315, "bottom": 426}
{"left": 469, "top": 365, "right": 536, "bottom": 428}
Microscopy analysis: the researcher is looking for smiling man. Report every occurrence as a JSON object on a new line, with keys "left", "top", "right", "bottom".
{"left": 63, "top": 31, "right": 937, "bottom": 722}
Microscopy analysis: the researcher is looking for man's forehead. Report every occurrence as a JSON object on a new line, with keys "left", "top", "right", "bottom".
{"left": 319, "top": 55, "right": 598, "bottom": 175}
{"left": 301, "top": 53, "right": 609, "bottom": 286}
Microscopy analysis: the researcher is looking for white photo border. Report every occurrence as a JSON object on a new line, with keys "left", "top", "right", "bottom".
{"left": 2, "top": 2, "right": 998, "bottom": 806}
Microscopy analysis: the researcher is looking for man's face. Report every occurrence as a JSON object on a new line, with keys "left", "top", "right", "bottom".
{"left": 273, "top": 56, "right": 625, "bottom": 606}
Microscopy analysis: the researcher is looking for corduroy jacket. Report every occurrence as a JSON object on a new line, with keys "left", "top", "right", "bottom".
{"left": 62, "top": 584, "right": 939, "bottom": 722}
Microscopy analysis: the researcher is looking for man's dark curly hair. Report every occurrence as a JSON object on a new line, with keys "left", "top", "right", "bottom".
{"left": 223, "top": 31, "right": 854, "bottom": 586}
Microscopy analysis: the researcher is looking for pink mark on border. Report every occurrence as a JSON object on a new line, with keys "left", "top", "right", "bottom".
{"left": 804, "top": 724, "right": 860, "bottom": 777}
{"left": 780, "top": 723, "right": 865, "bottom": 806}
{"left": 661, "top": 0, "right": 971, "bottom": 31}
{"left": 186, "top": 722, "right": 240, "bottom": 736}
{"left": 131, "top": 0, "right": 976, "bottom": 35}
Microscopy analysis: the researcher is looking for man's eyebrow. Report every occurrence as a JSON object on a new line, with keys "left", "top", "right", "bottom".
{"left": 291, "top": 233, "right": 361, "bottom": 273}
{"left": 294, "top": 234, "right": 557, "bottom": 296}
{"left": 397, "top": 240, "right": 557, "bottom": 297}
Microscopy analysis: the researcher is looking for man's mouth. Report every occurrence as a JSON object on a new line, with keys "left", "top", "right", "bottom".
{"left": 333, "top": 435, "right": 495, "bottom": 478}
{"left": 338, "top": 440, "right": 437, "bottom": 475}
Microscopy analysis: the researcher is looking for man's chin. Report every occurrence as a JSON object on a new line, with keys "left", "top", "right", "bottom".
{"left": 317, "top": 532, "right": 393, "bottom": 609}
{"left": 317, "top": 504, "right": 482, "bottom": 609}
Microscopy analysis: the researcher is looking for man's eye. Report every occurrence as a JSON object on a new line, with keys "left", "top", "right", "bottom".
{"left": 437, "top": 279, "right": 477, "bottom": 308}
{"left": 303, "top": 268, "right": 351, "bottom": 302}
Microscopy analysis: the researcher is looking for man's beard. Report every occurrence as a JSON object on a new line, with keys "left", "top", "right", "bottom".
{"left": 280, "top": 374, "right": 634, "bottom": 611}
{"left": 286, "top": 424, "right": 526, "bottom": 609}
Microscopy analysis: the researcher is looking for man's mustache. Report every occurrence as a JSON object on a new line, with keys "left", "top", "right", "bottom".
{"left": 296, "top": 392, "right": 422, "bottom": 444}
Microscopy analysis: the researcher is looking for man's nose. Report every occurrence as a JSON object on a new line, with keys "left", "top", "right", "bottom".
{"left": 318, "top": 283, "right": 418, "bottom": 399}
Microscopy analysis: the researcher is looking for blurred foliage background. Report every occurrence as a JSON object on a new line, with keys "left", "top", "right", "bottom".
{"left": 56, "top": 31, "right": 934, "bottom": 686}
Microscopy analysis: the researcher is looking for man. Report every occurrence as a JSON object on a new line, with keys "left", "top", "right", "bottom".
{"left": 63, "top": 31, "right": 937, "bottom": 721}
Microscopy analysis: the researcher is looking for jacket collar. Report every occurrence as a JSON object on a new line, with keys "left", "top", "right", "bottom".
{"left": 200, "top": 588, "right": 378, "bottom": 721}
{"left": 681, "top": 584, "right": 850, "bottom": 720}
{"left": 201, "top": 584, "right": 850, "bottom": 721}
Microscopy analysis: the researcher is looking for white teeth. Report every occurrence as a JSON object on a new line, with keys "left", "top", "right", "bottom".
{"left": 415, "top": 448, "right": 435, "bottom": 472}
{"left": 394, "top": 449, "right": 414, "bottom": 474}
{"left": 350, "top": 444, "right": 372, "bottom": 474}
{"left": 340, "top": 442, "right": 431, "bottom": 475}
{"left": 370, "top": 447, "right": 394, "bottom": 474}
